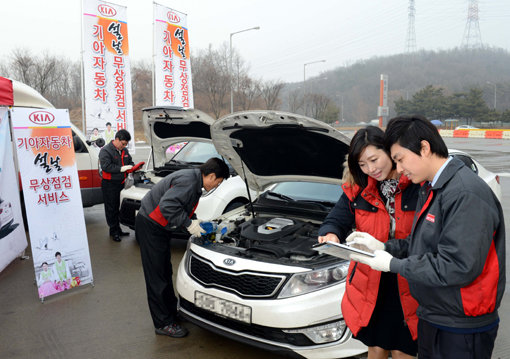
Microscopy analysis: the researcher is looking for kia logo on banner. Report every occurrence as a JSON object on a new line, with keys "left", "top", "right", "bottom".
{"left": 167, "top": 11, "right": 180, "bottom": 23}
{"left": 29, "top": 111, "right": 55, "bottom": 125}
{"left": 98, "top": 4, "right": 117, "bottom": 17}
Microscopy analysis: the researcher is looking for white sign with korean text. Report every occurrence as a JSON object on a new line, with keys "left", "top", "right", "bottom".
{"left": 82, "top": 0, "right": 134, "bottom": 151}
{"left": 153, "top": 3, "right": 194, "bottom": 108}
{"left": 0, "top": 108, "right": 27, "bottom": 273}
{"left": 11, "top": 108, "right": 93, "bottom": 300}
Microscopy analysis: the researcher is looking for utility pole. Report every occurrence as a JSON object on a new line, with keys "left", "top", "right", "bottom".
{"left": 461, "top": 0, "right": 483, "bottom": 48}
{"left": 405, "top": 0, "right": 417, "bottom": 54}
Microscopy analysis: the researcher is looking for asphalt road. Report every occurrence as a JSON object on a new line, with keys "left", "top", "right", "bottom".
{"left": 0, "top": 136, "right": 509, "bottom": 359}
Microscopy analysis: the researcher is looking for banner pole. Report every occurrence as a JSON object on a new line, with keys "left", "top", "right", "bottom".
{"left": 152, "top": 2, "right": 156, "bottom": 106}
{"left": 80, "top": 0, "right": 86, "bottom": 133}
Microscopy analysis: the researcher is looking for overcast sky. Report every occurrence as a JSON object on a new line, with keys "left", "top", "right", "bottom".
{"left": 1, "top": 0, "right": 509, "bottom": 83}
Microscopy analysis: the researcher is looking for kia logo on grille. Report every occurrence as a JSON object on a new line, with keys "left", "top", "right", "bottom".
{"left": 223, "top": 258, "right": 236, "bottom": 266}
{"left": 29, "top": 111, "right": 55, "bottom": 125}
{"left": 98, "top": 4, "right": 117, "bottom": 17}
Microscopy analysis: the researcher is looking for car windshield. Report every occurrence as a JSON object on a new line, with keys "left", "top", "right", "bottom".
{"left": 270, "top": 182, "right": 342, "bottom": 204}
{"left": 171, "top": 142, "right": 220, "bottom": 163}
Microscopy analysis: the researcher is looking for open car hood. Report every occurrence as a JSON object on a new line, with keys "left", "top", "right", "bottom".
{"left": 143, "top": 106, "right": 215, "bottom": 167}
{"left": 211, "top": 111, "right": 351, "bottom": 191}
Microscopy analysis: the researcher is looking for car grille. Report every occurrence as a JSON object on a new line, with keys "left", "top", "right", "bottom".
{"left": 188, "top": 253, "right": 288, "bottom": 298}
{"left": 179, "top": 297, "right": 315, "bottom": 347}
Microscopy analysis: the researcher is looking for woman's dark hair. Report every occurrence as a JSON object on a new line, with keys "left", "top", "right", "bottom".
{"left": 41, "top": 262, "right": 48, "bottom": 267}
{"left": 348, "top": 126, "right": 394, "bottom": 188}
{"left": 55, "top": 251, "right": 61, "bottom": 257}
{"left": 199, "top": 157, "right": 230, "bottom": 180}
{"left": 384, "top": 115, "right": 448, "bottom": 158}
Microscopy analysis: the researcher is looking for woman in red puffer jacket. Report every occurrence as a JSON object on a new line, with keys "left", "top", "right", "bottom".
{"left": 318, "top": 126, "right": 420, "bottom": 359}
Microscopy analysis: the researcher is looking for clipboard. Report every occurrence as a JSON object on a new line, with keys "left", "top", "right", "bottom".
{"left": 126, "top": 161, "right": 145, "bottom": 173}
{"left": 312, "top": 241, "right": 375, "bottom": 260}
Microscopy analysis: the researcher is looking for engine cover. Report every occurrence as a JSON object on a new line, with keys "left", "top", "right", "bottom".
{"left": 238, "top": 217, "right": 318, "bottom": 259}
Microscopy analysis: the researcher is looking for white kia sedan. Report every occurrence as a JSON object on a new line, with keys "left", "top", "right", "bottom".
{"left": 175, "top": 111, "right": 502, "bottom": 359}
{"left": 119, "top": 107, "right": 254, "bottom": 233}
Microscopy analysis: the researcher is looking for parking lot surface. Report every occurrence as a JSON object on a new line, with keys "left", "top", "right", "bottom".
{"left": 0, "top": 137, "right": 509, "bottom": 359}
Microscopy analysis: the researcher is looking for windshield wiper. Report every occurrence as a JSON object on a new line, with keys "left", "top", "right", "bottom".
{"left": 296, "top": 200, "right": 333, "bottom": 210}
{"left": 266, "top": 191, "right": 295, "bottom": 202}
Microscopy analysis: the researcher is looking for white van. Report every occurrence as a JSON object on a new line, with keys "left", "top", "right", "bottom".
{"left": 0, "top": 77, "right": 103, "bottom": 207}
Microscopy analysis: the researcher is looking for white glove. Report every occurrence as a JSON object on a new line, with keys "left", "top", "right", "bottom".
{"left": 186, "top": 219, "right": 205, "bottom": 237}
{"left": 120, "top": 165, "right": 133, "bottom": 172}
{"left": 346, "top": 231, "right": 385, "bottom": 251}
{"left": 350, "top": 250, "right": 393, "bottom": 272}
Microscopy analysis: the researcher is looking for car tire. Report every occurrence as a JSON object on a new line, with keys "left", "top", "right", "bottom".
{"left": 223, "top": 200, "right": 247, "bottom": 214}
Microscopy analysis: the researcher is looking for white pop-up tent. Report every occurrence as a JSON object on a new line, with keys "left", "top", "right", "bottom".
{"left": 0, "top": 77, "right": 31, "bottom": 272}
{"left": 0, "top": 77, "right": 55, "bottom": 272}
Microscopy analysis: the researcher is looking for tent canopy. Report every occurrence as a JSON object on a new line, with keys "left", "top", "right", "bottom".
{"left": 0, "top": 77, "right": 14, "bottom": 106}
{"left": 0, "top": 77, "right": 53, "bottom": 108}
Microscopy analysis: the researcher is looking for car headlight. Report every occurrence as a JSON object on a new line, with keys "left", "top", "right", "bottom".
{"left": 283, "top": 320, "right": 347, "bottom": 344}
{"left": 278, "top": 261, "right": 349, "bottom": 299}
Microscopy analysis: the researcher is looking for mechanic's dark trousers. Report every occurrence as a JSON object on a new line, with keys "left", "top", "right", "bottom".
{"left": 418, "top": 319, "right": 498, "bottom": 359}
{"left": 136, "top": 213, "right": 178, "bottom": 329}
{"left": 101, "top": 179, "right": 124, "bottom": 236}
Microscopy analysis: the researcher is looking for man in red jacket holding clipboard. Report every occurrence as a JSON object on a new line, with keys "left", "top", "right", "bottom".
{"left": 99, "top": 129, "right": 140, "bottom": 242}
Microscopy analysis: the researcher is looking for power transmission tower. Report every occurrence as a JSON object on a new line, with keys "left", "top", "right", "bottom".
{"left": 461, "top": 0, "right": 483, "bottom": 48}
{"left": 405, "top": 0, "right": 417, "bottom": 53}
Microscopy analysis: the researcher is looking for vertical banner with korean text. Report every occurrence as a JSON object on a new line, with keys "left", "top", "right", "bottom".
{"left": 11, "top": 108, "right": 93, "bottom": 300}
{"left": 82, "top": 0, "right": 134, "bottom": 151}
{"left": 153, "top": 3, "right": 194, "bottom": 108}
{"left": 0, "top": 108, "right": 27, "bottom": 273}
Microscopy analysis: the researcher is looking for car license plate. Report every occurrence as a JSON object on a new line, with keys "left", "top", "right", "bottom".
{"left": 194, "top": 291, "right": 252, "bottom": 324}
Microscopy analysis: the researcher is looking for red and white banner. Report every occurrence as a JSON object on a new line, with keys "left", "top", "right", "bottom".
{"left": 11, "top": 108, "right": 93, "bottom": 300}
{"left": 0, "top": 108, "right": 27, "bottom": 273}
{"left": 82, "top": 0, "right": 134, "bottom": 151}
{"left": 153, "top": 3, "right": 194, "bottom": 108}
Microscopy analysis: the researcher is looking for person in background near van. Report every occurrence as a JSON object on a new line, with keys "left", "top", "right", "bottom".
{"left": 318, "top": 126, "right": 419, "bottom": 359}
{"left": 99, "top": 129, "right": 134, "bottom": 242}
{"left": 349, "top": 115, "right": 505, "bottom": 359}
{"left": 136, "top": 157, "right": 230, "bottom": 338}
{"left": 104, "top": 122, "right": 115, "bottom": 143}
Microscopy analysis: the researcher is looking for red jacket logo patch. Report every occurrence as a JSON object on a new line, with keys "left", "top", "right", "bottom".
{"left": 426, "top": 213, "right": 435, "bottom": 223}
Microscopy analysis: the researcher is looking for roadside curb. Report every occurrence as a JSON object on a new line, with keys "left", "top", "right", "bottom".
{"left": 439, "top": 129, "right": 510, "bottom": 140}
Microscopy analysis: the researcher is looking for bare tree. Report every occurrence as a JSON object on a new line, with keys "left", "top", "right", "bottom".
{"left": 10, "top": 48, "right": 35, "bottom": 86}
{"left": 260, "top": 80, "right": 285, "bottom": 110}
{"left": 7, "top": 49, "right": 78, "bottom": 109}
{"left": 307, "top": 93, "right": 332, "bottom": 120}
{"left": 191, "top": 44, "right": 231, "bottom": 119}
{"left": 131, "top": 60, "right": 152, "bottom": 104}
{"left": 288, "top": 89, "right": 304, "bottom": 113}
{"left": 236, "top": 75, "right": 261, "bottom": 110}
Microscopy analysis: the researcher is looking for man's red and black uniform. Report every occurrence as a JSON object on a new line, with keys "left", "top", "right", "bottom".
{"left": 386, "top": 158, "right": 505, "bottom": 359}
{"left": 136, "top": 168, "right": 203, "bottom": 330}
{"left": 99, "top": 140, "right": 133, "bottom": 237}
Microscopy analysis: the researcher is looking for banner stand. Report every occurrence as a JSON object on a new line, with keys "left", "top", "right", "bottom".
{"left": 11, "top": 107, "right": 94, "bottom": 301}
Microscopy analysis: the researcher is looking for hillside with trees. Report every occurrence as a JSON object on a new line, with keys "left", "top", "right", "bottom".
{"left": 2, "top": 46, "right": 510, "bottom": 140}
{"left": 294, "top": 47, "right": 510, "bottom": 126}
